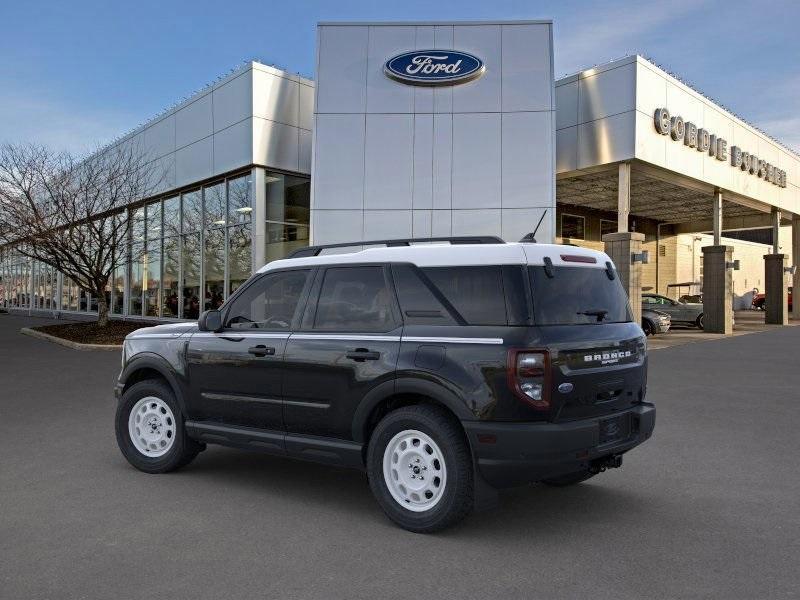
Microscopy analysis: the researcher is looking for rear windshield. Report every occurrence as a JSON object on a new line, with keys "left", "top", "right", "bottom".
{"left": 529, "top": 265, "right": 632, "bottom": 325}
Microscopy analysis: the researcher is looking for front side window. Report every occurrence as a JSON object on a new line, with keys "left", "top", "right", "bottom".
{"left": 226, "top": 270, "right": 310, "bottom": 330}
{"left": 314, "top": 266, "right": 395, "bottom": 332}
{"left": 530, "top": 266, "right": 632, "bottom": 325}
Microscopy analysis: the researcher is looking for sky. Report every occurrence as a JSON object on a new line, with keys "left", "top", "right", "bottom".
{"left": 1, "top": 0, "right": 798, "bottom": 154}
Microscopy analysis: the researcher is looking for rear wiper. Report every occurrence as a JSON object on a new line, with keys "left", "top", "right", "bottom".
{"left": 577, "top": 309, "right": 609, "bottom": 322}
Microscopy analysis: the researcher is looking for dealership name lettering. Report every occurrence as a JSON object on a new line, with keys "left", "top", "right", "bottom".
{"left": 653, "top": 108, "right": 787, "bottom": 188}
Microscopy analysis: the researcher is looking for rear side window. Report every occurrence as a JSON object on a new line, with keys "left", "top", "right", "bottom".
{"left": 392, "top": 264, "right": 457, "bottom": 325}
{"left": 314, "top": 266, "right": 396, "bottom": 332}
{"left": 422, "top": 266, "right": 509, "bottom": 326}
{"left": 529, "top": 266, "right": 632, "bottom": 325}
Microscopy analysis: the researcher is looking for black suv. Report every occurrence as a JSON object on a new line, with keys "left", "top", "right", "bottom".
{"left": 115, "top": 237, "right": 655, "bottom": 532}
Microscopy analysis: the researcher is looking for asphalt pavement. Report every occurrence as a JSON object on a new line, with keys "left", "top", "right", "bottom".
{"left": 1, "top": 312, "right": 798, "bottom": 599}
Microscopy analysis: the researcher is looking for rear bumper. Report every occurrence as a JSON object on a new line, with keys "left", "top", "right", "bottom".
{"left": 463, "top": 403, "right": 656, "bottom": 488}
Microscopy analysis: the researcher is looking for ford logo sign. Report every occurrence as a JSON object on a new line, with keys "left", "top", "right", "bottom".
{"left": 384, "top": 49, "right": 485, "bottom": 86}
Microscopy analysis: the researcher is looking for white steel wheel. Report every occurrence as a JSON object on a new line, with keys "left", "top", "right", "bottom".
{"left": 382, "top": 429, "right": 447, "bottom": 512}
{"left": 128, "top": 396, "right": 177, "bottom": 458}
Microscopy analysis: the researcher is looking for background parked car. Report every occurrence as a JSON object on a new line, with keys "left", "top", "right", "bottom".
{"left": 642, "top": 308, "right": 671, "bottom": 336}
{"left": 752, "top": 287, "right": 792, "bottom": 311}
{"left": 642, "top": 293, "right": 704, "bottom": 329}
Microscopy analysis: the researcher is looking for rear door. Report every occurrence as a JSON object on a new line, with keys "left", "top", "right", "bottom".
{"left": 282, "top": 264, "right": 402, "bottom": 439}
{"left": 528, "top": 264, "right": 647, "bottom": 423}
{"left": 185, "top": 268, "right": 312, "bottom": 431}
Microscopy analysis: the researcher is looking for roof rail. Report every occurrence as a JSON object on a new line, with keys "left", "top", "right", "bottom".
{"left": 286, "top": 236, "right": 505, "bottom": 259}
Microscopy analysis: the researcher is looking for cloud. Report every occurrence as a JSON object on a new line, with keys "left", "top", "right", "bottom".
{"left": 553, "top": 0, "right": 711, "bottom": 76}
{"left": 752, "top": 115, "right": 800, "bottom": 155}
{"left": 0, "top": 88, "right": 138, "bottom": 155}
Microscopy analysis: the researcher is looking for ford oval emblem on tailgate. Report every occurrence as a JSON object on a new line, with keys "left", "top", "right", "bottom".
{"left": 558, "top": 383, "right": 574, "bottom": 394}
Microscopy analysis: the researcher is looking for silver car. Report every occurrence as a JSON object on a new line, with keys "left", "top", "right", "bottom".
{"left": 642, "top": 308, "right": 671, "bottom": 336}
{"left": 642, "top": 293, "right": 704, "bottom": 329}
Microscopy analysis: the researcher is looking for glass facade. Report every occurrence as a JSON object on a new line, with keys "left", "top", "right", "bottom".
{"left": 0, "top": 169, "right": 310, "bottom": 320}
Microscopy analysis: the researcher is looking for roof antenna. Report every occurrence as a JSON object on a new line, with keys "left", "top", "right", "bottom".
{"left": 519, "top": 209, "right": 547, "bottom": 243}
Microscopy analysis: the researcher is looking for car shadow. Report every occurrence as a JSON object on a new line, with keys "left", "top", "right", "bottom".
{"left": 171, "top": 445, "right": 652, "bottom": 539}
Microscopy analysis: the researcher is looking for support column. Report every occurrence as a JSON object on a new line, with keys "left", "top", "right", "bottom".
{"left": 793, "top": 216, "right": 800, "bottom": 321}
{"left": 701, "top": 245, "right": 734, "bottom": 334}
{"left": 712, "top": 189, "right": 723, "bottom": 246}
{"left": 251, "top": 167, "right": 267, "bottom": 271}
{"left": 771, "top": 208, "right": 781, "bottom": 254}
{"left": 764, "top": 253, "right": 788, "bottom": 325}
{"left": 603, "top": 231, "right": 645, "bottom": 325}
{"left": 617, "top": 162, "right": 631, "bottom": 233}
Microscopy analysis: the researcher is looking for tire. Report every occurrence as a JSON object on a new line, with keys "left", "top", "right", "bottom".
{"left": 115, "top": 379, "right": 202, "bottom": 474}
{"left": 642, "top": 320, "right": 655, "bottom": 336}
{"left": 541, "top": 469, "right": 596, "bottom": 487}
{"left": 696, "top": 314, "right": 705, "bottom": 329}
{"left": 367, "top": 405, "right": 474, "bottom": 533}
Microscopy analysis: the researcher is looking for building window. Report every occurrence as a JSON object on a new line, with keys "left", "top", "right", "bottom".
{"left": 182, "top": 189, "right": 201, "bottom": 233}
{"left": 162, "top": 236, "right": 179, "bottom": 318}
{"left": 229, "top": 175, "right": 252, "bottom": 225}
{"left": 600, "top": 219, "right": 617, "bottom": 237}
{"left": 182, "top": 233, "right": 201, "bottom": 319}
{"left": 265, "top": 173, "right": 310, "bottom": 264}
{"left": 561, "top": 214, "right": 585, "bottom": 240}
{"left": 228, "top": 225, "right": 251, "bottom": 296}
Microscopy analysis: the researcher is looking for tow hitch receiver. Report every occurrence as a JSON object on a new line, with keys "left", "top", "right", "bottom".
{"left": 590, "top": 454, "right": 623, "bottom": 474}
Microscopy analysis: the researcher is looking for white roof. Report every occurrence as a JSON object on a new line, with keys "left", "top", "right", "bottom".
{"left": 257, "top": 243, "right": 612, "bottom": 272}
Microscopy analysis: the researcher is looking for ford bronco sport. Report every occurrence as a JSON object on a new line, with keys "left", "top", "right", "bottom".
{"left": 115, "top": 237, "right": 655, "bottom": 532}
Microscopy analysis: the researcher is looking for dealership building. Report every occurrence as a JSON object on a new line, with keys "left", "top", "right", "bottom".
{"left": 2, "top": 20, "right": 799, "bottom": 332}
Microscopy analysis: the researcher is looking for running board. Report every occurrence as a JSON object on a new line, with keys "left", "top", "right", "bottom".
{"left": 185, "top": 421, "right": 364, "bottom": 469}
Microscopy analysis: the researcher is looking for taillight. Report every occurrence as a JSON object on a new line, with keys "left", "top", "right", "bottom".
{"left": 508, "top": 349, "right": 551, "bottom": 410}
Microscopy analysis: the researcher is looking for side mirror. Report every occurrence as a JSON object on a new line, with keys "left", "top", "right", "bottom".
{"left": 198, "top": 309, "right": 223, "bottom": 332}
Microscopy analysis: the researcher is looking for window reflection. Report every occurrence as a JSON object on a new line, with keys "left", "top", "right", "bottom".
{"left": 228, "top": 175, "right": 251, "bottom": 225}
{"left": 144, "top": 241, "right": 161, "bottom": 317}
{"left": 204, "top": 228, "right": 225, "bottom": 311}
{"left": 112, "top": 265, "right": 124, "bottom": 314}
{"left": 129, "top": 243, "right": 144, "bottom": 315}
{"left": 163, "top": 196, "right": 180, "bottom": 237}
{"left": 182, "top": 189, "right": 201, "bottom": 234}
{"left": 182, "top": 233, "right": 201, "bottom": 319}
{"left": 146, "top": 201, "right": 162, "bottom": 240}
{"left": 162, "top": 237, "right": 179, "bottom": 318}
{"left": 265, "top": 173, "right": 310, "bottom": 263}
{"left": 204, "top": 182, "right": 226, "bottom": 228}
{"left": 228, "top": 224, "right": 251, "bottom": 296}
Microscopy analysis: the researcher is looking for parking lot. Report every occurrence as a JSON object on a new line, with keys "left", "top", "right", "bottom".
{"left": 1, "top": 312, "right": 799, "bottom": 599}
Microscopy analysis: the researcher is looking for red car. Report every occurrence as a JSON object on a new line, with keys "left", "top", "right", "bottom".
{"left": 752, "top": 287, "right": 792, "bottom": 311}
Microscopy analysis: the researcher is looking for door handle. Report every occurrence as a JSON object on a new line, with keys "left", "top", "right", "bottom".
{"left": 346, "top": 349, "right": 381, "bottom": 362}
{"left": 248, "top": 345, "right": 276, "bottom": 357}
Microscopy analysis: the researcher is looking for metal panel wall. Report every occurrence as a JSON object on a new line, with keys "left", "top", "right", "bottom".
{"left": 313, "top": 21, "right": 556, "bottom": 244}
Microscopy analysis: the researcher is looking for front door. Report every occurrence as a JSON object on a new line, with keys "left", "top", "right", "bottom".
{"left": 283, "top": 265, "right": 402, "bottom": 439}
{"left": 186, "top": 268, "right": 312, "bottom": 430}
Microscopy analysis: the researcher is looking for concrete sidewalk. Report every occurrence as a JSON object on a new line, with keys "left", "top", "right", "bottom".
{"left": 647, "top": 309, "right": 799, "bottom": 350}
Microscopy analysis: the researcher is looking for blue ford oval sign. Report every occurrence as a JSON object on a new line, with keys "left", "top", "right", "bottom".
{"left": 384, "top": 50, "right": 485, "bottom": 86}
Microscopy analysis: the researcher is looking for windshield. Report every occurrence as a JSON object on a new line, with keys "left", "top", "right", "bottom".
{"left": 529, "top": 265, "right": 632, "bottom": 325}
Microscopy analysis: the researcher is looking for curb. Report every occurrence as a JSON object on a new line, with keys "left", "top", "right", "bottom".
{"left": 20, "top": 327, "right": 123, "bottom": 351}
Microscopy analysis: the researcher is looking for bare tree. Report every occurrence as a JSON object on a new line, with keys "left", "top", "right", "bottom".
{"left": 0, "top": 142, "right": 163, "bottom": 326}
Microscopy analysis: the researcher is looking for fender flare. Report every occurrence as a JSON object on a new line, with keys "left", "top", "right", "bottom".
{"left": 350, "top": 376, "right": 474, "bottom": 443}
{"left": 120, "top": 353, "right": 188, "bottom": 413}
